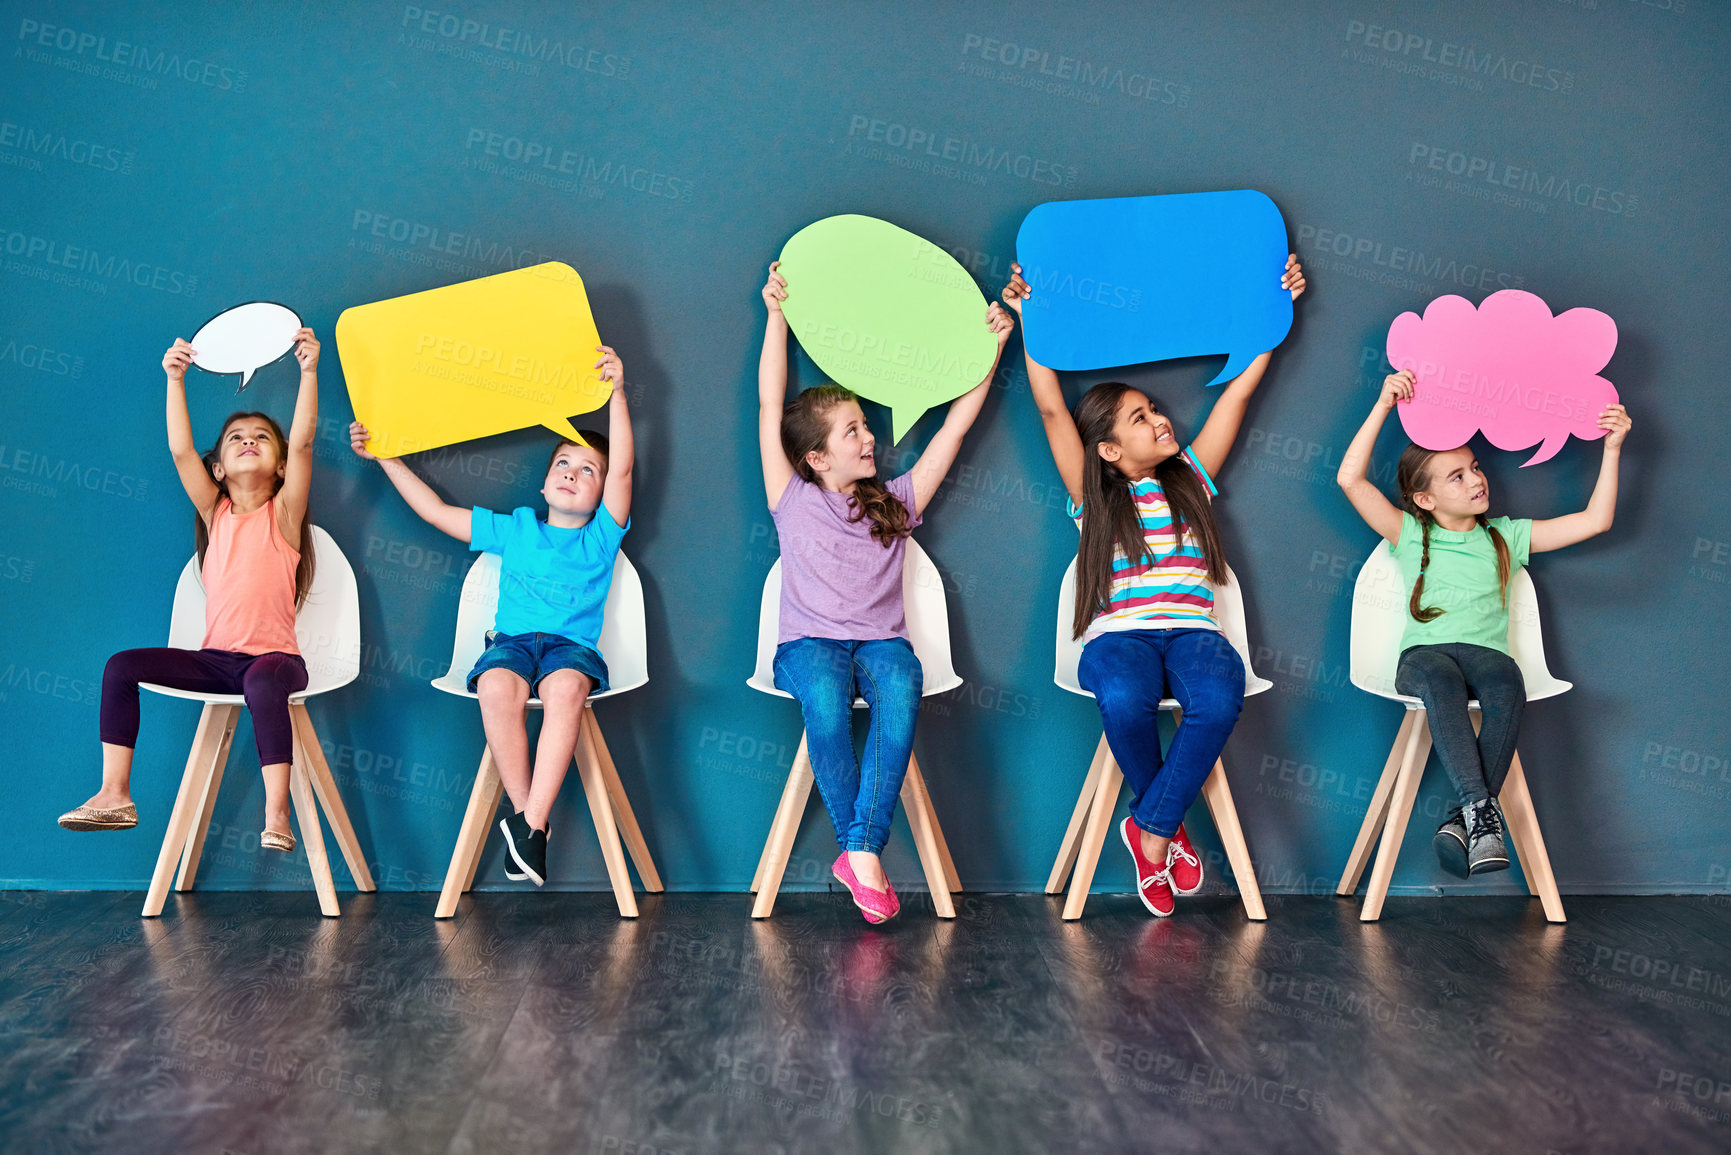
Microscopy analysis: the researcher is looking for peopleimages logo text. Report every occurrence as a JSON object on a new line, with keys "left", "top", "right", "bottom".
{"left": 1344, "top": 19, "right": 1573, "bottom": 92}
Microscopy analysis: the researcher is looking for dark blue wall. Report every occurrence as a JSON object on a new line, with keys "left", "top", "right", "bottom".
{"left": 4, "top": 0, "right": 1725, "bottom": 897}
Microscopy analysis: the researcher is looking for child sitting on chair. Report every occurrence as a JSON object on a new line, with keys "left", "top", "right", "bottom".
{"left": 1337, "top": 370, "right": 1630, "bottom": 876}
{"left": 61, "top": 330, "right": 323, "bottom": 853}
{"left": 350, "top": 346, "right": 633, "bottom": 886}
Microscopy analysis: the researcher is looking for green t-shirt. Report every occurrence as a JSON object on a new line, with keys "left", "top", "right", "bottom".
{"left": 1390, "top": 513, "right": 1532, "bottom": 654}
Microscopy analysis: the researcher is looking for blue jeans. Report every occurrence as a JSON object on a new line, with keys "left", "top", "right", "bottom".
{"left": 1077, "top": 629, "right": 1245, "bottom": 838}
{"left": 772, "top": 637, "right": 923, "bottom": 855}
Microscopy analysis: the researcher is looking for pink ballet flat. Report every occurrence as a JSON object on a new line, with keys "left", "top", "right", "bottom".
{"left": 832, "top": 853, "right": 898, "bottom": 924}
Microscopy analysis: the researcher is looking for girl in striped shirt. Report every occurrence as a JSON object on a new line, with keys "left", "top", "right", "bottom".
{"left": 1001, "top": 255, "right": 1305, "bottom": 915}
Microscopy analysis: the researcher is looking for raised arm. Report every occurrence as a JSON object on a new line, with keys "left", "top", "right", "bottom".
{"left": 277, "top": 328, "right": 319, "bottom": 549}
{"left": 1530, "top": 405, "right": 1630, "bottom": 553}
{"left": 1188, "top": 254, "right": 1307, "bottom": 478}
{"left": 1335, "top": 372, "right": 1411, "bottom": 544}
{"left": 164, "top": 339, "right": 220, "bottom": 524}
{"left": 758, "top": 261, "right": 797, "bottom": 509}
{"left": 908, "top": 304, "right": 1014, "bottom": 515}
{"left": 594, "top": 345, "right": 634, "bottom": 525}
{"left": 350, "top": 423, "right": 472, "bottom": 542}
{"left": 1001, "top": 264, "right": 1085, "bottom": 506}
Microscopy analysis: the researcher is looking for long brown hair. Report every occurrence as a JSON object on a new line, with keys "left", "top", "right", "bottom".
{"left": 196, "top": 411, "right": 316, "bottom": 607}
{"left": 1072, "top": 383, "right": 1226, "bottom": 639}
{"left": 1396, "top": 444, "right": 1508, "bottom": 623}
{"left": 781, "top": 385, "right": 911, "bottom": 547}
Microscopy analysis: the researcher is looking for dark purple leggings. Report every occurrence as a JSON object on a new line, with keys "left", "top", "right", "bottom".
{"left": 101, "top": 648, "right": 308, "bottom": 766}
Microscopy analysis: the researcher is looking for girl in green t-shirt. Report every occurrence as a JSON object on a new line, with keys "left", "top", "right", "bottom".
{"left": 1337, "top": 370, "right": 1631, "bottom": 878}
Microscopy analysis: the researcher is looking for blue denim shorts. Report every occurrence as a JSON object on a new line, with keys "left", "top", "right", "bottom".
{"left": 466, "top": 630, "right": 610, "bottom": 697}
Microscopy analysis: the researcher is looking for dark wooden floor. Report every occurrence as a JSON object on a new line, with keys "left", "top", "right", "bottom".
{"left": 0, "top": 891, "right": 1727, "bottom": 1154}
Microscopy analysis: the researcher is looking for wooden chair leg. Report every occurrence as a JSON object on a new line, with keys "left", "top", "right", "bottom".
{"left": 1337, "top": 711, "right": 1418, "bottom": 896}
{"left": 1199, "top": 758, "right": 1266, "bottom": 921}
{"left": 291, "top": 705, "right": 376, "bottom": 892}
{"left": 143, "top": 705, "right": 228, "bottom": 917}
{"left": 584, "top": 711, "right": 663, "bottom": 892}
{"left": 435, "top": 746, "right": 501, "bottom": 919}
{"left": 1360, "top": 712, "right": 1433, "bottom": 922}
{"left": 574, "top": 714, "right": 638, "bottom": 918}
{"left": 1499, "top": 754, "right": 1566, "bottom": 923}
{"left": 900, "top": 756, "right": 956, "bottom": 918}
{"left": 1047, "top": 737, "right": 1111, "bottom": 895}
{"left": 1062, "top": 752, "right": 1125, "bottom": 921}
{"left": 460, "top": 752, "right": 505, "bottom": 894}
{"left": 751, "top": 733, "right": 808, "bottom": 893}
{"left": 751, "top": 736, "right": 815, "bottom": 919}
{"left": 287, "top": 749, "right": 340, "bottom": 918}
{"left": 905, "top": 754, "right": 960, "bottom": 893}
{"left": 175, "top": 704, "right": 240, "bottom": 892}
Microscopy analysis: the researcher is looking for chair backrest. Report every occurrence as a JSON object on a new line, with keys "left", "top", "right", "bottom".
{"left": 1052, "top": 557, "right": 1271, "bottom": 697}
{"left": 1348, "top": 540, "right": 1571, "bottom": 701}
{"left": 165, "top": 524, "right": 361, "bottom": 694}
{"left": 433, "top": 550, "right": 648, "bottom": 699}
{"left": 747, "top": 538, "right": 962, "bottom": 698}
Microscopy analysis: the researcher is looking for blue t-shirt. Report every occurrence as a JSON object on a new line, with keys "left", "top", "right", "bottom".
{"left": 469, "top": 505, "right": 628, "bottom": 650}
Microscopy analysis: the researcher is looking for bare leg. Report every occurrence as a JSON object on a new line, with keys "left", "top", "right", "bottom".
{"left": 477, "top": 669, "right": 532, "bottom": 813}
{"left": 523, "top": 670, "right": 590, "bottom": 832}
{"left": 848, "top": 850, "right": 888, "bottom": 890}
{"left": 81, "top": 743, "right": 137, "bottom": 809}
{"left": 261, "top": 761, "right": 291, "bottom": 836}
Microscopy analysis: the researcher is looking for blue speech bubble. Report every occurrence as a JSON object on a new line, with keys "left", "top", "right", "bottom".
{"left": 1015, "top": 191, "right": 1292, "bottom": 385}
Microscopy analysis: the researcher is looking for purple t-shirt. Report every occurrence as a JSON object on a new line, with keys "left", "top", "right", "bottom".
{"left": 772, "top": 471, "right": 922, "bottom": 644}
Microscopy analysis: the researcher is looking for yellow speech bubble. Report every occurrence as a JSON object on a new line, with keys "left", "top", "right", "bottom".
{"left": 336, "top": 262, "right": 610, "bottom": 458}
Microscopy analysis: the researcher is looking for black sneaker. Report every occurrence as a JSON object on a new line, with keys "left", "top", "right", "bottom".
{"left": 517, "top": 826, "right": 548, "bottom": 887}
{"left": 1465, "top": 799, "right": 1510, "bottom": 876}
{"left": 499, "top": 811, "right": 532, "bottom": 881}
{"left": 1433, "top": 807, "right": 1469, "bottom": 878}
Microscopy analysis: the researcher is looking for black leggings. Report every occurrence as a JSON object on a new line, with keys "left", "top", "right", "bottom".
{"left": 1395, "top": 643, "right": 1524, "bottom": 806}
{"left": 101, "top": 648, "right": 308, "bottom": 766}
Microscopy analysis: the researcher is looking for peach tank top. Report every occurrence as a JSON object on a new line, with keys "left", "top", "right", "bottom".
{"left": 201, "top": 497, "right": 301, "bottom": 656}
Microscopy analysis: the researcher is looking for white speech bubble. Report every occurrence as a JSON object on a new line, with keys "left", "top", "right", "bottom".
{"left": 190, "top": 301, "right": 302, "bottom": 391}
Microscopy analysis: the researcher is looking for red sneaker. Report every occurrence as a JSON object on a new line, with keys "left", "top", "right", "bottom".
{"left": 1120, "top": 816, "right": 1175, "bottom": 917}
{"left": 1165, "top": 824, "right": 1204, "bottom": 895}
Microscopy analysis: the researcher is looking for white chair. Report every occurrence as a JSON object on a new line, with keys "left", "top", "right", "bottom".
{"left": 1335, "top": 540, "right": 1567, "bottom": 922}
{"left": 141, "top": 525, "right": 374, "bottom": 918}
{"left": 432, "top": 551, "right": 663, "bottom": 918}
{"left": 1046, "top": 558, "right": 1271, "bottom": 921}
{"left": 746, "top": 539, "right": 964, "bottom": 919}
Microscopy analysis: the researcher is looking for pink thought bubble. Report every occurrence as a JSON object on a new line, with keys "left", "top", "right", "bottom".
{"left": 1385, "top": 289, "right": 1618, "bottom": 466}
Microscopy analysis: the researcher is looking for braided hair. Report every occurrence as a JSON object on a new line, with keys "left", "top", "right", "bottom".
{"left": 1395, "top": 445, "right": 1508, "bottom": 623}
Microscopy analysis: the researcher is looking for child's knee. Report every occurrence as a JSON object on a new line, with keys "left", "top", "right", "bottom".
{"left": 537, "top": 671, "right": 590, "bottom": 710}
{"left": 476, "top": 669, "right": 530, "bottom": 706}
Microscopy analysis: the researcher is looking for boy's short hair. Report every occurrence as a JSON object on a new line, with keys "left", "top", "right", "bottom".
{"left": 547, "top": 431, "right": 609, "bottom": 473}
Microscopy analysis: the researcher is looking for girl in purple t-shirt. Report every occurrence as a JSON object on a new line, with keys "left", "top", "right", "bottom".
{"left": 757, "top": 260, "right": 1013, "bottom": 923}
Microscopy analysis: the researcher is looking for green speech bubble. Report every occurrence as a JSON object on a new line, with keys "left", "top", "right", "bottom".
{"left": 778, "top": 215, "right": 997, "bottom": 443}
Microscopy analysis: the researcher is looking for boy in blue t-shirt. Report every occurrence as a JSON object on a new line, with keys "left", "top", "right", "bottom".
{"left": 350, "top": 345, "right": 634, "bottom": 885}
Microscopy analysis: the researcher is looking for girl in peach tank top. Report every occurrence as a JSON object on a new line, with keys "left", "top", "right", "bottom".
{"left": 59, "top": 330, "right": 324, "bottom": 854}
